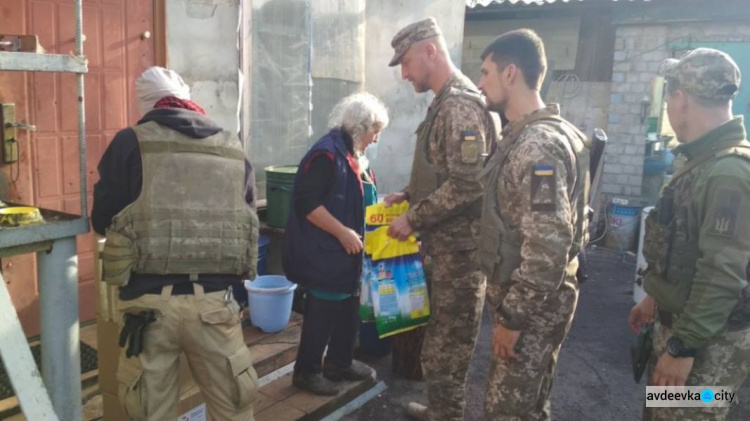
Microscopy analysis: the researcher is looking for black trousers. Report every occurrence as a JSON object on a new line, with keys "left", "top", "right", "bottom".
{"left": 294, "top": 293, "right": 360, "bottom": 374}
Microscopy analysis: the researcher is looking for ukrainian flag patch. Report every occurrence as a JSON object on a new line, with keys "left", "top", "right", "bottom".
{"left": 531, "top": 164, "right": 556, "bottom": 212}
{"left": 460, "top": 131, "right": 480, "bottom": 164}
{"left": 533, "top": 165, "right": 554, "bottom": 177}
{"left": 461, "top": 131, "right": 477, "bottom": 141}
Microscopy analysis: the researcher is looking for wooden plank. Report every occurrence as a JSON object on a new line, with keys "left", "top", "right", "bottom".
{"left": 297, "top": 373, "right": 376, "bottom": 420}
{"left": 79, "top": 322, "right": 98, "bottom": 349}
{"left": 0, "top": 395, "right": 21, "bottom": 419}
{"left": 243, "top": 312, "right": 303, "bottom": 346}
{"left": 249, "top": 325, "right": 301, "bottom": 378}
{"left": 254, "top": 392, "right": 278, "bottom": 414}
{"left": 252, "top": 364, "right": 377, "bottom": 421}
{"left": 256, "top": 401, "right": 306, "bottom": 421}
{"left": 259, "top": 373, "right": 297, "bottom": 401}
{"left": 0, "top": 273, "right": 58, "bottom": 420}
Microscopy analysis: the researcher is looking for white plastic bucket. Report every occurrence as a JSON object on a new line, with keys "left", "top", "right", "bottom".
{"left": 605, "top": 204, "right": 642, "bottom": 251}
{"left": 634, "top": 207, "right": 654, "bottom": 303}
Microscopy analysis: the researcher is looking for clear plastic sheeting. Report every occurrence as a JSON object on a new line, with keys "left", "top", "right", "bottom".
{"left": 309, "top": 0, "right": 366, "bottom": 140}
{"left": 251, "top": 0, "right": 312, "bottom": 199}
{"left": 466, "top": 0, "right": 650, "bottom": 7}
{"left": 466, "top": 0, "right": 576, "bottom": 6}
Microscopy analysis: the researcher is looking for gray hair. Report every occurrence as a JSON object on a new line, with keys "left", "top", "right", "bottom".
{"left": 328, "top": 92, "right": 389, "bottom": 154}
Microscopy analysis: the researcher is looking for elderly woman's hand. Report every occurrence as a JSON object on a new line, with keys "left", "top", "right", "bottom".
{"left": 337, "top": 228, "right": 364, "bottom": 254}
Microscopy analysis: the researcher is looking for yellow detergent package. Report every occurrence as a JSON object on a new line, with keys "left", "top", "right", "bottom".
{"left": 359, "top": 202, "right": 430, "bottom": 338}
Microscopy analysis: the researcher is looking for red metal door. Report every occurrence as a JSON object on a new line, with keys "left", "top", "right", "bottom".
{"left": 0, "top": 0, "right": 155, "bottom": 336}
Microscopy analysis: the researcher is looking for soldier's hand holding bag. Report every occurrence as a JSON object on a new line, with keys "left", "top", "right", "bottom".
{"left": 364, "top": 202, "right": 431, "bottom": 338}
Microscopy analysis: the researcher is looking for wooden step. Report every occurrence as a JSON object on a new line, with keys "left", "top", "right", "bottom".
{"left": 0, "top": 313, "right": 304, "bottom": 420}
{"left": 171, "top": 313, "right": 305, "bottom": 416}
{"left": 245, "top": 313, "right": 303, "bottom": 378}
{"left": 254, "top": 365, "right": 379, "bottom": 421}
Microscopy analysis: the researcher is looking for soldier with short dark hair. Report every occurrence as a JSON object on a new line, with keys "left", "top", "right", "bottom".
{"left": 384, "top": 17, "right": 499, "bottom": 421}
{"left": 629, "top": 48, "right": 750, "bottom": 421}
{"left": 477, "top": 29, "right": 591, "bottom": 420}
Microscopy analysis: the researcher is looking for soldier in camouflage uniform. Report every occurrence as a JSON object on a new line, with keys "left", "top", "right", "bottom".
{"left": 476, "top": 29, "right": 590, "bottom": 420}
{"left": 384, "top": 17, "right": 500, "bottom": 421}
{"left": 629, "top": 48, "right": 750, "bottom": 421}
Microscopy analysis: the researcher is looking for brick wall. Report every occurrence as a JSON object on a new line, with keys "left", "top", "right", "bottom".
{"left": 602, "top": 21, "right": 750, "bottom": 199}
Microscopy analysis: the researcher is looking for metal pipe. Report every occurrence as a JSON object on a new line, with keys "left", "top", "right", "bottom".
{"left": 38, "top": 237, "right": 81, "bottom": 421}
{"left": 306, "top": 0, "right": 313, "bottom": 146}
{"left": 75, "top": 0, "right": 87, "bottom": 218}
{"left": 0, "top": 271, "right": 59, "bottom": 420}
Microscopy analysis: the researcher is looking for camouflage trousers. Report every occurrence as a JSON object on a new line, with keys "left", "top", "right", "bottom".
{"left": 421, "top": 249, "right": 486, "bottom": 421}
{"left": 485, "top": 280, "right": 578, "bottom": 421}
{"left": 642, "top": 316, "right": 750, "bottom": 421}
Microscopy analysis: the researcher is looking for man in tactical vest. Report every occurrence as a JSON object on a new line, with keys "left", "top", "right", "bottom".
{"left": 92, "top": 67, "right": 260, "bottom": 420}
{"left": 477, "top": 29, "right": 590, "bottom": 420}
{"left": 384, "top": 17, "right": 499, "bottom": 421}
{"left": 629, "top": 48, "right": 750, "bottom": 420}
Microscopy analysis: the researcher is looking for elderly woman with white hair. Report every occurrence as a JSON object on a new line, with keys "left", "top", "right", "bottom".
{"left": 283, "top": 92, "right": 389, "bottom": 395}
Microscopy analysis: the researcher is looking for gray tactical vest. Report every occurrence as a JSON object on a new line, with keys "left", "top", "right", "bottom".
{"left": 101, "top": 121, "right": 259, "bottom": 285}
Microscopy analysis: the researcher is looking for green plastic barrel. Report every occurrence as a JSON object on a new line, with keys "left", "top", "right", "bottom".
{"left": 265, "top": 165, "right": 298, "bottom": 228}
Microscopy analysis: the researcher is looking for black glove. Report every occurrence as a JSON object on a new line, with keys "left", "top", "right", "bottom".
{"left": 119, "top": 310, "right": 157, "bottom": 358}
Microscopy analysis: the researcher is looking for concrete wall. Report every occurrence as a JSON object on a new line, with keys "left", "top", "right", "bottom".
{"left": 602, "top": 21, "right": 750, "bottom": 199}
{"left": 545, "top": 81, "right": 611, "bottom": 135}
{"left": 365, "top": 0, "right": 467, "bottom": 194}
{"left": 166, "top": 0, "right": 241, "bottom": 133}
{"left": 461, "top": 14, "right": 610, "bottom": 166}
{"left": 164, "top": 0, "right": 467, "bottom": 195}
{"left": 462, "top": 16, "right": 581, "bottom": 84}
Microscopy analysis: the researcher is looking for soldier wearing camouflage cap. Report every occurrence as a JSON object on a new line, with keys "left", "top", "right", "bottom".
{"left": 477, "top": 29, "right": 590, "bottom": 420}
{"left": 629, "top": 48, "right": 750, "bottom": 420}
{"left": 384, "top": 17, "right": 500, "bottom": 421}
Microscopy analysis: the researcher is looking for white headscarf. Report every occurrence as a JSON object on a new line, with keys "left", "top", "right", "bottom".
{"left": 135, "top": 66, "right": 191, "bottom": 116}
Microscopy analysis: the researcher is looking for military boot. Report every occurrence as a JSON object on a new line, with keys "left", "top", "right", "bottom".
{"left": 405, "top": 402, "right": 428, "bottom": 420}
{"left": 292, "top": 371, "right": 339, "bottom": 396}
{"left": 323, "top": 360, "right": 373, "bottom": 381}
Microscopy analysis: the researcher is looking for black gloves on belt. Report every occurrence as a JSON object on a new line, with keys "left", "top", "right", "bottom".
{"left": 119, "top": 310, "right": 157, "bottom": 358}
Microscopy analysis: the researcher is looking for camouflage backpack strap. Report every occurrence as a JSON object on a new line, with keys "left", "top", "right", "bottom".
{"left": 670, "top": 140, "right": 747, "bottom": 184}
{"left": 714, "top": 143, "right": 750, "bottom": 163}
{"left": 455, "top": 87, "right": 501, "bottom": 153}
{"left": 422, "top": 85, "right": 484, "bottom": 150}
{"left": 418, "top": 85, "right": 459, "bottom": 162}
{"left": 528, "top": 116, "right": 588, "bottom": 202}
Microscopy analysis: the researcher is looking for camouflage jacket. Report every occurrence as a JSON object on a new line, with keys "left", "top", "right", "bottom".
{"left": 644, "top": 117, "right": 750, "bottom": 349}
{"left": 482, "top": 105, "right": 589, "bottom": 330}
{"left": 404, "top": 72, "right": 498, "bottom": 254}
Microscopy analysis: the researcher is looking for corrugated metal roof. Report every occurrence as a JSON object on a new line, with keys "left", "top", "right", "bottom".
{"left": 466, "top": 0, "right": 651, "bottom": 8}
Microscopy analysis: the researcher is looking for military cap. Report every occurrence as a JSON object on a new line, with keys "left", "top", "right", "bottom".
{"left": 659, "top": 48, "right": 741, "bottom": 101}
{"left": 389, "top": 17, "right": 443, "bottom": 67}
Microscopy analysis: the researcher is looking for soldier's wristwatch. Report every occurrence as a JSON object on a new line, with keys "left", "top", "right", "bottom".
{"left": 666, "top": 337, "right": 697, "bottom": 358}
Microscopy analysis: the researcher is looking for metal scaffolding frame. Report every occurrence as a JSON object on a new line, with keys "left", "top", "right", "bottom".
{"left": 0, "top": 0, "right": 89, "bottom": 419}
